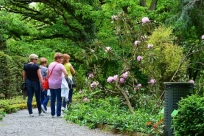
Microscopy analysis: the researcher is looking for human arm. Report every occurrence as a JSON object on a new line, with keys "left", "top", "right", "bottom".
{"left": 37, "top": 69, "right": 43, "bottom": 84}
{"left": 22, "top": 70, "right": 26, "bottom": 82}
{"left": 70, "top": 65, "right": 75, "bottom": 75}
{"left": 62, "top": 67, "right": 68, "bottom": 79}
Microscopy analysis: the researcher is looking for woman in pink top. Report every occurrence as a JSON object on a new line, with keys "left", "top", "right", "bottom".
{"left": 48, "top": 52, "right": 68, "bottom": 117}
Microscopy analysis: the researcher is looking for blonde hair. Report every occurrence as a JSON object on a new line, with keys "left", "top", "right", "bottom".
{"left": 29, "top": 54, "right": 38, "bottom": 61}
{"left": 54, "top": 52, "right": 63, "bottom": 60}
{"left": 40, "top": 57, "right": 48, "bottom": 65}
{"left": 63, "top": 54, "right": 70, "bottom": 64}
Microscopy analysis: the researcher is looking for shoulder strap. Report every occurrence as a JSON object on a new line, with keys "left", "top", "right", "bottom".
{"left": 47, "top": 63, "right": 58, "bottom": 78}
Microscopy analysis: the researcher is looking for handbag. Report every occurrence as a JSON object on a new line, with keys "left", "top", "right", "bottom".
{"left": 21, "top": 82, "right": 27, "bottom": 100}
{"left": 42, "top": 63, "right": 57, "bottom": 89}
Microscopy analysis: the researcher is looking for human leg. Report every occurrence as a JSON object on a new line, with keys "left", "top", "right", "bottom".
{"left": 33, "top": 82, "right": 41, "bottom": 114}
{"left": 68, "top": 88, "right": 73, "bottom": 103}
{"left": 42, "top": 90, "right": 49, "bottom": 111}
{"left": 26, "top": 79, "right": 34, "bottom": 114}
{"left": 55, "top": 88, "right": 62, "bottom": 116}
{"left": 50, "top": 89, "right": 56, "bottom": 116}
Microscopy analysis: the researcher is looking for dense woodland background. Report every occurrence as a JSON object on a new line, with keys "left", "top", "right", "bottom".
{"left": 1, "top": 0, "right": 204, "bottom": 111}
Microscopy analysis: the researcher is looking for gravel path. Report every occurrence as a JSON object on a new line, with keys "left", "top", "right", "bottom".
{"left": 0, "top": 107, "right": 121, "bottom": 136}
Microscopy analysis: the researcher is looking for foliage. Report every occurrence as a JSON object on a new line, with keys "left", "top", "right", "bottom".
{"left": 0, "top": 51, "right": 19, "bottom": 98}
{"left": 0, "top": 109, "right": 5, "bottom": 121}
{"left": 0, "top": 96, "right": 36, "bottom": 114}
{"left": 141, "top": 26, "right": 188, "bottom": 82}
{"left": 172, "top": 95, "right": 204, "bottom": 136}
{"left": 64, "top": 97, "right": 163, "bottom": 135}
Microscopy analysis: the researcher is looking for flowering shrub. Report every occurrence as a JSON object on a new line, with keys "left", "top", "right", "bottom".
{"left": 82, "top": 11, "right": 189, "bottom": 113}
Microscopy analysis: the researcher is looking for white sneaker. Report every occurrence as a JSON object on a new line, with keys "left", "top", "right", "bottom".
{"left": 29, "top": 114, "right": 34, "bottom": 117}
{"left": 61, "top": 107, "right": 65, "bottom": 111}
{"left": 41, "top": 105, "right": 46, "bottom": 113}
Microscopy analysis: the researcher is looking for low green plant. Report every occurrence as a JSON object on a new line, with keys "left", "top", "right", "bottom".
{"left": 64, "top": 96, "right": 162, "bottom": 134}
{"left": 0, "top": 109, "right": 6, "bottom": 121}
{"left": 172, "top": 95, "right": 204, "bottom": 136}
{"left": 0, "top": 96, "right": 36, "bottom": 113}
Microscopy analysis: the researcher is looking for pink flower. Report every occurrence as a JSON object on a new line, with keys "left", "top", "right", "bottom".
{"left": 137, "top": 56, "right": 143, "bottom": 61}
{"left": 150, "top": 79, "right": 156, "bottom": 85}
{"left": 90, "top": 81, "right": 98, "bottom": 88}
{"left": 189, "top": 80, "right": 194, "bottom": 83}
{"left": 202, "top": 35, "right": 204, "bottom": 40}
{"left": 88, "top": 73, "right": 94, "bottom": 78}
{"left": 107, "top": 76, "right": 114, "bottom": 83}
{"left": 147, "top": 44, "right": 153, "bottom": 49}
{"left": 119, "top": 78, "right": 125, "bottom": 83}
{"left": 134, "top": 40, "right": 140, "bottom": 46}
{"left": 113, "top": 75, "right": 118, "bottom": 81}
{"left": 83, "top": 97, "right": 90, "bottom": 102}
{"left": 79, "top": 90, "right": 83, "bottom": 94}
{"left": 112, "top": 15, "right": 118, "bottom": 21}
{"left": 105, "top": 47, "right": 111, "bottom": 53}
{"left": 122, "top": 71, "right": 129, "bottom": 79}
{"left": 142, "top": 17, "right": 150, "bottom": 23}
{"left": 137, "top": 84, "right": 142, "bottom": 87}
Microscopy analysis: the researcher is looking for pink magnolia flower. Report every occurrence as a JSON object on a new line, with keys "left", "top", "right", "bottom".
{"left": 111, "top": 15, "right": 118, "bottom": 21}
{"left": 90, "top": 81, "right": 98, "bottom": 88}
{"left": 189, "top": 80, "right": 194, "bottom": 83}
{"left": 147, "top": 44, "right": 153, "bottom": 49}
{"left": 137, "top": 56, "right": 143, "bottom": 61}
{"left": 79, "top": 90, "right": 83, "bottom": 94}
{"left": 137, "top": 84, "right": 142, "bottom": 87}
{"left": 134, "top": 40, "right": 140, "bottom": 46}
{"left": 142, "top": 17, "right": 150, "bottom": 23}
{"left": 119, "top": 78, "right": 125, "bottom": 83}
{"left": 107, "top": 76, "right": 114, "bottom": 83}
{"left": 202, "top": 35, "right": 204, "bottom": 40}
{"left": 150, "top": 79, "right": 156, "bottom": 85}
{"left": 134, "top": 84, "right": 142, "bottom": 91}
{"left": 83, "top": 97, "right": 90, "bottom": 102}
{"left": 113, "top": 75, "right": 118, "bottom": 81}
{"left": 122, "top": 71, "right": 129, "bottom": 79}
{"left": 88, "top": 73, "right": 94, "bottom": 78}
{"left": 105, "top": 47, "right": 111, "bottom": 53}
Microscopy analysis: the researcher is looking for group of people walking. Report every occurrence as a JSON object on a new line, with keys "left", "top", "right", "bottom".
{"left": 22, "top": 52, "right": 75, "bottom": 117}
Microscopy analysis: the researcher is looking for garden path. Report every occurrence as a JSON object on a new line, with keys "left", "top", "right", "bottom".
{"left": 0, "top": 107, "right": 121, "bottom": 136}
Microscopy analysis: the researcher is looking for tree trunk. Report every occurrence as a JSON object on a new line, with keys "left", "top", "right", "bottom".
{"left": 116, "top": 85, "right": 135, "bottom": 114}
{"left": 140, "top": 0, "right": 146, "bottom": 7}
{"left": 149, "top": 0, "right": 158, "bottom": 10}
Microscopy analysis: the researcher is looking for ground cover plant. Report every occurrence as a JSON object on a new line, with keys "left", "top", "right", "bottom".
{"left": 64, "top": 96, "right": 164, "bottom": 135}
{"left": 0, "top": 96, "right": 36, "bottom": 115}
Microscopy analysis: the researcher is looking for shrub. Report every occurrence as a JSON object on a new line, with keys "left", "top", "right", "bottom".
{"left": 172, "top": 95, "right": 204, "bottom": 136}
{"left": 0, "top": 51, "right": 18, "bottom": 98}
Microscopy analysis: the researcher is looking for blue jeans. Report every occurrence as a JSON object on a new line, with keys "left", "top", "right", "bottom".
{"left": 62, "top": 88, "right": 73, "bottom": 108}
{"left": 40, "top": 89, "right": 49, "bottom": 111}
{"left": 50, "top": 88, "right": 62, "bottom": 116}
{"left": 26, "top": 79, "right": 41, "bottom": 114}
